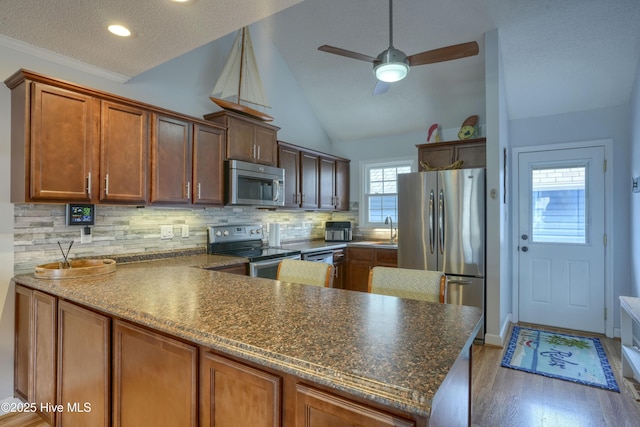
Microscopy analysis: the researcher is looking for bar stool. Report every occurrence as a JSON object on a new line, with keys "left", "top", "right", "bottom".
{"left": 367, "top": 266, "right": 446, "bottom": 303}
{"left": 276, "top": 259, "right": 334, "bottom": 288}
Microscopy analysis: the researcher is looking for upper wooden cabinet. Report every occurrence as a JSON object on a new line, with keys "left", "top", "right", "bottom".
{"left": 5, "top": 69, "right": 227, "bottom": 206}
{"left": 100, "top": 101, "right": 149, "bottom": 204}
{"left": 204, "top": 110, "right": 279, "bottom": 166}
{"left": 277, "top": 141, "right": 350, "bottom": 211}
{"left": 416, "top": 137, "right": 486, "bottom": 170}
{"left": 8, "top": 80, "right": 99, "bottom": 202}
{"left": 150, "top": 114, "right": 193, "bottom": 204}
{"left": 192, "top": 123, "right": 225, "bottom": 205}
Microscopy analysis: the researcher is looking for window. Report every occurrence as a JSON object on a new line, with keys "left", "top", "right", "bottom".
{"left": 360, "top": 159, "right": 415, "bottom": 228}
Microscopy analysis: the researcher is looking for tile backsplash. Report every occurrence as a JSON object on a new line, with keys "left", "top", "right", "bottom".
{"left": 14, "top": 204, "right": 359, "bottom": 272}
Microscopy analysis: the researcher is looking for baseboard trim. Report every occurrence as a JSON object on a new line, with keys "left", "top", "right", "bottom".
{"left": 484, "top": 314, "right": 512, "bottom": 348}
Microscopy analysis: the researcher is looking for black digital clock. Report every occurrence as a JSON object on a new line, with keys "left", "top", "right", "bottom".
{"left": 66, "top": 203, "right": 95, "bottom": 226}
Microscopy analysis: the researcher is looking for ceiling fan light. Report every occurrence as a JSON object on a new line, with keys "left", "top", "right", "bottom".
{"left": 374, "top": 62, "right": 409, "bottom": 83}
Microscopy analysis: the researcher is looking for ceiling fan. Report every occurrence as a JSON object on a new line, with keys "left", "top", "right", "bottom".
{"left": 318, "top": 0, "right": 479, "bottom": 94}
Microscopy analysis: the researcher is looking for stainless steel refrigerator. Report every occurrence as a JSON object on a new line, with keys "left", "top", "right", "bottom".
{"left": 398, "top": 168, "right": 485, "bottom": 341}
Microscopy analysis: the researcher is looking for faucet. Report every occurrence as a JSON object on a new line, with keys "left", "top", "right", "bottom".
{"left": 384, "top": 216, "right": 397, "bottom": 243}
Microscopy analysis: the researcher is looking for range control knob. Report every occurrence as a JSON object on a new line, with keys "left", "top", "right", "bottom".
{"left": 256, "top": 228, "right": 262, "bottom": 234}
{"left": 222, "top": 230, "right": 229, "bottom": 236}
{"left": 215, "top": 231, "right": 222, "bottom": 237}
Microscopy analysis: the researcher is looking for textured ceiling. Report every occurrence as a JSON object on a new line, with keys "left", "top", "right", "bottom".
{"left": 0, "top": 0, "right": 639, "bottom": 143}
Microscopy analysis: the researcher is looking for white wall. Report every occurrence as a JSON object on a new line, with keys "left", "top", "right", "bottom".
{"left": 0, "top": 25, "right": 331, "bottom": 401}
{"left": 509, "top": 104, "right": 632, "bottom": 330}
{"left": 631, "top": 58, "right": 640, "bottom": 298}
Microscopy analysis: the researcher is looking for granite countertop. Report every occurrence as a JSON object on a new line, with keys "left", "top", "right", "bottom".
{"left": 13, "top": 255, "right": 482, "bottom": 417}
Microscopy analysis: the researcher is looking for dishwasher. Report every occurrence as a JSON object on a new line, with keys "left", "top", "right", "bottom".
{"left": 301, "top": 250, "right": 334, "bottom": 265}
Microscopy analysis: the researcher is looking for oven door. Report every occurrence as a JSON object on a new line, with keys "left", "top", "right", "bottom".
{"left": 249, "top": 254, "right": 301, "bottom": 279}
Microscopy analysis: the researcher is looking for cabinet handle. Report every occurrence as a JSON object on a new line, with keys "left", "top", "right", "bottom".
{"left": 334, "top": 265, "right": 338, "bottom": 278}
{"left": 86, "top": 172, "right": 92, "bottom": 196}
{"left": 186, "top": 182, "right": 191, "bottom": 199}
{"left": 252, "top": 144, "right": 257, "bottom": 159}
{"left": 257, "top": 145, "right": 261, "bottom": 159}
{"left": 197, "top": 183, "right": 202, "bottom": 200}
{"left": 105, "top": 174, "right": 109, "bottom": 196}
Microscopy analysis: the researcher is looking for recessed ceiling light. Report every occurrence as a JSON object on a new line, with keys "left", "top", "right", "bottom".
{"left": 107, "top": 24, "right": 132, "bottom": 37}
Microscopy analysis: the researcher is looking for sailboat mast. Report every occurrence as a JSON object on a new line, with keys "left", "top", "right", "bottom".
{"left": 238, "top": 27, "right": 246, "bottom": 104}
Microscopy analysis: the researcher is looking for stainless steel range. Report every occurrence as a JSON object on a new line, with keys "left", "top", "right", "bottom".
{"left": 207, "top": 224, "right": 300, "bottom": 279}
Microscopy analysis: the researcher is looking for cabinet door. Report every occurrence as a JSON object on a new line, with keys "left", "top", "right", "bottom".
{"left": 100, "top": 101, "right": 149, "bottom": 203}
{"left": 151, "top": 114, "right": 192, "bottom": 204}
{"left": 335, "top": 160, "right": 350, "bottom": 211}
{"left": 200, "top": 352, "right": 281, "bottom": 427}
{"left": 278, "top": 144, "right": 301, "bottom": 208}
{"left": 31, "top": 83, "right": 98, "bottom": 201}
{"left": 319, "top": 157, "right": 336, "bottom": 210}
{"left": 454, "top": 141, "right": 486, "bottom": 168}
{"left": 418, "top": 146, "right": 454, "bottom": 170}
{"left": 58, "top": 300, "right": 110, "bottom": 427}
{"left": 14, "top": 284, "right": 31, "bottom": 401}
{"left": 300, "top": 151, "right": 319, "bottom": 209}
{"left": 333, "top": 249, "right": 346, "bottom": 289}
{"left": 226, "top": 116, "right": 255, "bottom": 162}
{"left": 193, "top": 124, "right": 225, "bottom": 205}
{"left": 296, "top": 384, "right": 414, "bottom": 427}
{"left": 113, "top": 320, "right": 197, "bottom": 427}
{"left": 33, "top": 291, "right": 56, "bottom": 426}
{"left": 254, "top": 126, "right": 277, "bottom": 166}
{"left": 345, "top": 248, "right": 374, "bottom": 293}
{"left": 374, "top": 249, "right": 397, "bottom": 267}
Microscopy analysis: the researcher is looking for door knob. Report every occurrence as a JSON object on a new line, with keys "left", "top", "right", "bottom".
{"left": 521, "top": 246, "right": 528, "bottom": 252}
{"left": 521, "top": 234, "right": 528, "bottom": 240}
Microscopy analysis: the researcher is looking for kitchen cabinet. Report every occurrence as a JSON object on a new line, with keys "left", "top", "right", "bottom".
{"left": 296, "top": 384, "right": 414, "bottom": 427}
{"left": 58, "top": 300, "right": 110, "bottom": 427}
{"left": 5, "top": 69, "right": 227, "bottom": 207}
{"left": 7, "top": 78, "right": 99, "bottom": 202}
{"left": 150, "top": 113, "right": 193, "bottom": 204}
{"left": 204, "top": 110, "right": 279, "bottom": 166}
{"left": 277, "top": 141, "right": 350, "bottom": 211}
{"left": 416, "top": 137, "right": 486, "bottom": 170}
{"left": 113, "top": 320, "right": 197, "bottom": 427}
{"left": 192, "top": 123, "right": 225, "bottom": 205}
{"left": 100, "top": 100, "right": 149, "bottom": 203}
{"left": 13, "top": 285, "right": 57, "bottom": 424}
{"left": 200, "top": 352, "right": 281, "bottom": 427}
{"left": 345, "top": 246, "right": 397, "bottom": 292}
{"left": 332, "top": 248, "right": 346, "bottom": 289}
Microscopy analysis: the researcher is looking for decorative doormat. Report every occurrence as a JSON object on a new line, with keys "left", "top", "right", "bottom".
{"left": 501, "top": 325, "right": 620, "bottom": 392}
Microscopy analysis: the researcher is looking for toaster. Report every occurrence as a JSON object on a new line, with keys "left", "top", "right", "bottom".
{"left": 324, "top": 221, "right": 353, "bottom": 242}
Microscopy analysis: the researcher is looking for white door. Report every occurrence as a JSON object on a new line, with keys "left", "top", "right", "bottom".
{"left": 517, "top": 146, "right": 605, "bottom": 333}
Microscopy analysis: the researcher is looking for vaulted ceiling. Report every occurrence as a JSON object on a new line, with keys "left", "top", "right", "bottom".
{"left": 1, "top": 0, "right": 639, "bottom": 142}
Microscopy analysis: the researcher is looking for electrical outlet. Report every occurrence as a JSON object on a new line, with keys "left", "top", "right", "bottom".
{"left": 80, "top": 226, "right": 92, "bottom": 244}
{"left": 160, "top": 225, "right": 174, "bottom": 239}
{"left": 181, "top": 224, "right": 189, "bottom": 238}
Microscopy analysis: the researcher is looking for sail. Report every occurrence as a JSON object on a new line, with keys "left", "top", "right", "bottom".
{"left": 211, "top": 27, "right": 270, "bottom": 110}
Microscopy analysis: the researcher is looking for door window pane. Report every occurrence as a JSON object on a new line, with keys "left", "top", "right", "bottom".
{"left": 531, "top": 166, "right": 586, "bottom": 243}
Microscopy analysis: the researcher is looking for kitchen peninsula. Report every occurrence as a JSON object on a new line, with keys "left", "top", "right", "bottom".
{"left": 12, "top": 255, "right": 482, "bottom": 427}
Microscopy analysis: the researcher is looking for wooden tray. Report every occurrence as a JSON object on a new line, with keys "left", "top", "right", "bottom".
{"left": 34, "top": 259, "right": 116, "bottom": 279}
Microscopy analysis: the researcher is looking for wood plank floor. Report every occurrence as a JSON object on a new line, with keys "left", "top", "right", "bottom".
{"left": 472, "top": 323, "right": 640, "bottom": 427}
{"left": 2, "top": 322, "right": 639, "bottom": 427}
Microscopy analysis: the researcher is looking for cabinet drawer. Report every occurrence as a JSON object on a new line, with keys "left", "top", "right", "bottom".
{"left": 346, "top": 247, "right": 374, "bottom": 262}
{"left": 375, "top": 249, "right": 397, "bottom": 267}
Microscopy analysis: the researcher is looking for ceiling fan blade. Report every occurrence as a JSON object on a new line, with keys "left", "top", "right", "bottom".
{"left": 318, "top": 45, "right": 378, "bottom": 63}
{"left": 373, "top": 80, "right": 390, "bottom": 95}
{"left": 407, "top": 41, "right": 479, "bottom": 66}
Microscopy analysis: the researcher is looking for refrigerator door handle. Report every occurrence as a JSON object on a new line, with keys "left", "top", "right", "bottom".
{"left": 429, "top": 190, "right": 435, "bottom": 254}
{"left": 438, "top": 189, "right": 445, "bottom": 255}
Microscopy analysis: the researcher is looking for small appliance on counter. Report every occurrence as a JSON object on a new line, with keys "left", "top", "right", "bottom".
{"left": 324, "top": 221, "right": 352, "bottom": 242}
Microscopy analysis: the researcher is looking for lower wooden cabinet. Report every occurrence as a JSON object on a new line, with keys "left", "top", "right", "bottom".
{"left": 58, "top": 300, "right": 110, "bottom": 427}
{"left": 200, "top": 352, "right": 281, "bottom": 427}
{"left": 113, "top": 320, "right": 197, "bottom": 427}
{"left": 345, "top": 247, "right": 398, "bottom": 292}
{"left": 33, "top": 291, "right": 56, "bottom": 426}
{"left": 296, "top": 384, "right": 414, "bottom": 427}
{"left": 211, "top": 263, "right": 248, "bottom": 275}
{"left": 14, "top": 284, "right": 31, "bottom": 401}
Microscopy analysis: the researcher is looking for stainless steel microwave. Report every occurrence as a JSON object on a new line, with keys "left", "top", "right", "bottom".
{"left": 226, "top": 160, "right": 285, "bottom": 207}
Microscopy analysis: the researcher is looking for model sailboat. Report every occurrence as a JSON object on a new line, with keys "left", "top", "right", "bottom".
{"left": 210, "top": 27, "right": 274, "bottom": 122}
